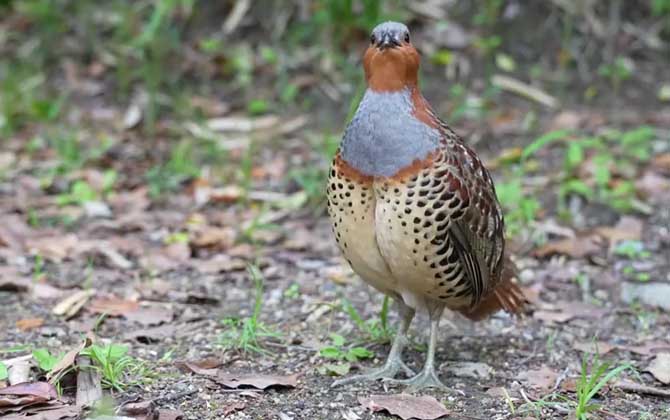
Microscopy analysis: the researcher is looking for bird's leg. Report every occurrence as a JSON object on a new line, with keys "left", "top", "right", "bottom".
{"left": 332, "top": 301, "right": 415, "bottom": 387}
{"left": 385, "top": 306, "right": 448, "bottom": 392}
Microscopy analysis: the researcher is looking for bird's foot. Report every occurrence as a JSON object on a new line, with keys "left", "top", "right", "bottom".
{"left": 331, "top": 357, "right": 415, "bottom": 388}
{"left": 384, "top": 366, "right": 448, "bottom": 392}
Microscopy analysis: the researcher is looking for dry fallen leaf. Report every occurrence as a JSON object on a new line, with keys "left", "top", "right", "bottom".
{"left": 25, "top": 234, "right": 78, "bottom": 262}
{"left": 533, "top": 301, "right": 607, "bottom": 324}
{"left": 176, "top": 358, "right": 222, "bottom": 376}
{"left": 124, "top": 305, "right": 173, "bottom": 326}
{"left": 620, "top": 341, "right": 670, "bottom": 356}
{"left": 52, "top": 290, "right": 95, "bottom": 319}
{"left": 195, "top": 254, "right": 247, "bottom": 274}
{"left": 647, "top": 353, "right": 670, "bottom": 384}
{"left": 533, "top": 234, "right": 604, "bottom": 259}
{"left": 2, "top": 404, "right": 81, "bottom": 420}
{"left": 216, "top": 373, "right": 298, "bottom": 390}
{"left": 0, "top": 382, "right": 58, "bottom": 406}
{"left": 15, "top": 318, "right": 44, "bottom": 331}
{"left": 517, "top": 365, "right": 559, "bottom": 392}
{"left": 573, "top": 341, "right": 616, "bottom": 355}
{"left": 47, "top": 339, "right": 90, "bottom": 382}
{"left": 652, "top": 153, "right": 670, "bottom": 174}
{"left": 88, "top": 297, "right": 139, "bottom": 316}
{"left": 190, "top": 226, "right": 236, "bottom": 250}
{"left": 359, "top": 394, "right": 450, "bottom": 420}
{"left": 594, "top": 216, "right": 643, "bottom": 250}
{"left": 32, "top": 283, "right": 67, "bottom": 300}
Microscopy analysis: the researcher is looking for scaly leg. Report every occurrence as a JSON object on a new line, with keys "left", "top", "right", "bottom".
{"left": 332, "top": 301, "right": 415, "bottom": 387}
{"left": 385, "top": 306, "right": 448, "bottom": 391}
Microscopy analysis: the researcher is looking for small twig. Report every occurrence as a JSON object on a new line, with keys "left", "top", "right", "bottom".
{"left": 491, "top": 75, "right": 559, "bottom": 108}
{"left": 614, "top": 380, "right": 670, "bottom": 398}
{"left": 552, "top": 367, "right": 570, "bottom": 391}
{"left": 598, "top": 408, "right": 629, "bottom": 420}
{"left": 222, "top": 0, "right": 251, "bottom": 35}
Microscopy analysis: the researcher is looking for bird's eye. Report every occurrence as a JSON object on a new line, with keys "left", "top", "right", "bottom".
{"left": 404, "top": 33, "right": 410, "bottom": 42}
{"left": 370, "top": 34, "right": 376, "bottom": 44}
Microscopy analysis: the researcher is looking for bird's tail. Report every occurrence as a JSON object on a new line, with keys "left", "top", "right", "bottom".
{"left": 458, "top": 255, "right": 527, "bottom": 321}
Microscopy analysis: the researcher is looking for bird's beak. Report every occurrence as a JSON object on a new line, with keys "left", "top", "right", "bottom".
{"left": 377, "top": 33, "right": 400, "bottom": 50}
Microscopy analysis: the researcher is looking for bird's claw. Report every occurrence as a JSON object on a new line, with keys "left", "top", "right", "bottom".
{"left": 383, "top": 366, "right": 448, "bottom": 392}
{"left": 331, "top": 358, "right": 415, "bottom": 388}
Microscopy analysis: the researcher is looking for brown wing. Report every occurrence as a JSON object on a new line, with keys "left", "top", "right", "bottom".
{"left": 440, "top": 139, "right": 505, "bottom": 306}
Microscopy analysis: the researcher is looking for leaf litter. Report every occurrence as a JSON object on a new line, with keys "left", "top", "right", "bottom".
{"left": 358, "top": 394, "right": 450, "bottom": 420}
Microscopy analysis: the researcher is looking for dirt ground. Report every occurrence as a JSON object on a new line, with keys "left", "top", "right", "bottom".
{"left": 2, "top": 2, "right": 670, "bottom": 420}
{"left": 2, "top": 112, "right": 670, "bottom": 419}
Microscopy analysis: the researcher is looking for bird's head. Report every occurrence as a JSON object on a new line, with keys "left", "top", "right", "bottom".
{"left": 363, "top": 21, "right": 420, "bottom": 92}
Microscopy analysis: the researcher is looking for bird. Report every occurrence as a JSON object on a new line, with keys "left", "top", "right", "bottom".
{"left": 326, "top": 21, "right": 527, "bottom": 391}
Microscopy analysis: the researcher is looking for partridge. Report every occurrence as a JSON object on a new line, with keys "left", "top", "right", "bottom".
{"left": 327, "top": 21, "right": 526, "bottom": 390}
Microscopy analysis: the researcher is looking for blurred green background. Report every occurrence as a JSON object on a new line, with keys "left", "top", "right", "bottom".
{"left": 1, "top": 0, "right": 669, "bottom": 237}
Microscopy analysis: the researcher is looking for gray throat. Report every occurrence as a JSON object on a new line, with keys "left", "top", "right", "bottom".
{"left": 340, "top": 88, "right": 442, "bottom": 177}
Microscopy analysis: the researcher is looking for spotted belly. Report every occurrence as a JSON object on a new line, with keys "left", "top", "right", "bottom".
{"left": 326, "top": 162, "right": 397, "bottom": 296}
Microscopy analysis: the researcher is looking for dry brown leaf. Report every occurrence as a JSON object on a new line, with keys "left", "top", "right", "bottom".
{"left": 120, "top": 400, "right": 154, "bottom": 416}
{"left": 32, "top": 283, "right": 67, "bottom": 300}
{"left": 207, "top": 186, "right": 244, "bottom": 204}
{"left": 647, "top": 353, "right": 670, "bottom": 384}
{"left": 534, "top": 301, "right": 606, "bottom": 324}
{"left": 573, "top": 341, "right": 616, "bottom": 355}
{"left": 620, "top": 341, "right": 670, "bottom": 356}
{"left": 652, "top": 153, "right": 670, "bottom": 174}
{"left": 594, "top": 216, "right": 643, "bottom": 249}
{"left": 0, "top": 214, "right": 32, "bottom": 250}
{"left": 548, "top": 110, "right": 583, "bottom": 131}
{"left": 2, "top": 404, "right": 80, "bottom": 420}
{"left": 141, "top": 243, "right": 191, "bottom": 272}
{"left": 195, "top": 254, "right": 247, "bottom": 274}
{"left": 533, "top": 234, "right": 603, "bottom": 258}
{"left": 0, "top": 382, "right": 58, "bottom": 406}
{"left": 321, "top": 265, "right": 355, "bottom": 285}
{"left": 517, "top": 365, "right": 558, "bottom": 391}
{"left": 124, "top": 305, "right": 173, "bottom": 326}
{"left": 190, "top": 96, "right": 229, "bottom": 117}
{"left": 190, "top": 226, "right": 236, "bottom": 250}
{"left": 88, "top": 297, "right": 139, "bottom": 316}
{"left": 216, "top": 373, "right": 298, "bottom": 390}
{"left": 108, "top": 187, "right": 151, "bottom": 214}
{"left": 359, "top": 394, "right": 450, "bottom": 420}
{"left": 25, "top": 234, "right": 78, "bottom": 262}
{"left": 15, "top": 318, "right": 44, "bottom": 331}
{"left": 52, "top": 290, "right": 95, "bottom": 319}
{"left": 47, "top": 339, "right": 90, "bottom": 382}
{"left": 176, "top": 359, "right": 222, "bottom": 376}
